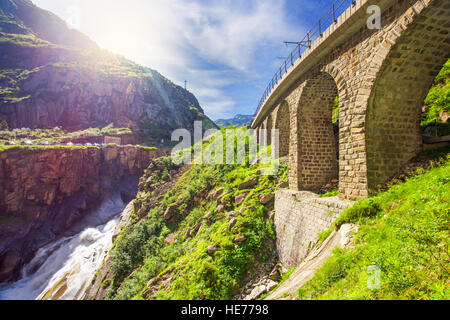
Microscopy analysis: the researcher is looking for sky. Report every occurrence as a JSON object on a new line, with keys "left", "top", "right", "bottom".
{"left": 32, "top": 0, "right": 332, "bottom": 120}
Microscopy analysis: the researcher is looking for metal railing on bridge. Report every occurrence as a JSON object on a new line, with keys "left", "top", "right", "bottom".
{"left": 253, "top": 0, "right": 356, "bottom": 122}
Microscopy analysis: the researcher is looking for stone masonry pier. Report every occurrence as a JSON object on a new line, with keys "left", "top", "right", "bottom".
{"left": 252, "top": 0, "right": 450, "bottom": 200}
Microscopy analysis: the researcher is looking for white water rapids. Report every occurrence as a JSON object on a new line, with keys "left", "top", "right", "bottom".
{"left": 0, "top": 195, "right": 127, "bottom": 300}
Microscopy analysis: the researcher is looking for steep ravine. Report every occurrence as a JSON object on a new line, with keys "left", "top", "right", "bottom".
{"left": 0, "top": 191, "right": 127, "bottom": 300}
{"left": 0, "top": 145, "right": 165, "bottom": 284}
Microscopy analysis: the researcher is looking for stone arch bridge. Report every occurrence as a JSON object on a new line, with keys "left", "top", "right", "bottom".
{"left": 251, "top": 0, "right": 450, "bottom": 200}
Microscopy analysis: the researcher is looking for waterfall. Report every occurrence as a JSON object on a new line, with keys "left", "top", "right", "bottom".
{"left": 0, "top": 195, "right": 127, "bottom": 300}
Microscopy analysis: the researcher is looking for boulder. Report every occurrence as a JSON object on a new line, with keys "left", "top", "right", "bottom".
{"left": 226, "top": 211, "right": 237, "bottom": 219}
{"left": 266, "top": 280, "right": 277, "bottom": 292}
{"left": 165, "top": 234, "right": 176, "bottom": 244}
{"left": 233, "top": 235, "right": 246, "bottom": 244}
{"left": 260, "top": 193, "right": 275, "bottom": 205}
{"left": 216, "top": 204, "right": 226, "bottom": 213}
{"left": 208, "top": 187, "right": 224, "bottom": 201}
{"left": 268, "top": 210, "right": 275, "bottom": 221}
{"left": 228, "top": 218, "right": 237, "bottom": 231}
{"left": 186, "top": 222, "right": 202, "bottom": 238}
{"left": 163, "top": 204, "right": 178, "bottom": 221}
{"left": 276, "top": 181, "right": 288, "bottom": 189}
{"left": 203, "top": 213, "right": 212, "bottom": 224}
{"left": 269, "top": 268, "right": 280, "bottom": 281}
{"left": 245, "top": 285, "right": 266, "bottom": 300}
{"left": 238, "top": 177, "right": 258, "bottom": 190}
{"left": 147, "top": 276, "right": 161, "bottom": 288}
{"left": 207, "top": 245, "right": 220, "bottom": 257}
{"left": 235, "top": 193, "right": 248, "bottom": 206}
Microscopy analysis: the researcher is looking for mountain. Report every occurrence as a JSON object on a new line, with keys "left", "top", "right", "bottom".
{"left": 215, "top": 114, "right": 253, "bottom": 128}
{"left": 0, "top": 0, "right": 216, "bottom": 143}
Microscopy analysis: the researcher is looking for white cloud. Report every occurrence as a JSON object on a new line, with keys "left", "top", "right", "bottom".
{"left": 33, "top": 0, "right": 302, "bottom": 119}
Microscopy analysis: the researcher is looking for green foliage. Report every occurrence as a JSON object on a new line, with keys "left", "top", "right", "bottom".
{"left": 320, "top": 189, "right": 339, "bottom": 198}
{"left": 107, "top": 128, "right": 286, "bottom": 300}
{"left": 421, "top": 59, "right": 450, "bottom": 131}
{"left": 332, "top": 96, "right": 339, "bottom": 124}
{"left": 0, "top": 125, "right": 134, "bottom": 146}
{"left": 296, "top": 154, "right": 450, "bottom": 300}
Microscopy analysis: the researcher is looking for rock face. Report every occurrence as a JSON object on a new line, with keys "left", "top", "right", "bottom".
{"left": 0, "top": 145, "right": 163, "bottom": 282}
{"left": 0, "top": 0, "right": 216, "bottom": 141}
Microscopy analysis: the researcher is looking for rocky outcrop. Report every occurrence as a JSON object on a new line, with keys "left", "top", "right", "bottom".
{"left": 0, "top": 145, "right": 164, "bottom": 282}
{"left": 83, "top": 159, "right": 190, "bottom": 300}
{"left": 0, "top": 0, "right": 216, "bottom": 141}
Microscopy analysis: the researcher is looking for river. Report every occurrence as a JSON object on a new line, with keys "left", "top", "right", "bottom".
{"left": 0, "top": 195, "right": 127, "bottom": 300}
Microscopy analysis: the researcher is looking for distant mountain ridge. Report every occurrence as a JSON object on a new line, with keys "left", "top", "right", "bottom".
{"left": 0, "top": 0, "right": 216, "bottom": 143}
{"left": 215, "top": 114, "right": 253, "bottom": 128}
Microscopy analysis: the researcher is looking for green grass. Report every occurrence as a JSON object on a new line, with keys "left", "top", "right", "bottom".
{"left": 105, "top": 128, "right": 286, "bottom": 300}
{"left": 0, "top": 125, "right": 133, "bottom": 146}
{"left": 320, "top": 189, "right": 339, "bottom": 198}
{"left": 0, "top": 143, "right": 156, "bottom": 153}
{"left": 421, "top": 59, "right": 450, "bottom": 136}
{"left": 332, "top": 96, "right": 339, "bottom": 125}
{"left": 0, "top": 144, "right": 99, "bottom": 152}
{"left": 296, "top": 154, "right": 450, "bottom": 300}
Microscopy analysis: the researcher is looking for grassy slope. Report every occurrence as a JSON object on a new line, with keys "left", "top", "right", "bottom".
{"left": 296, "top": 149, "right": 450, "bottom": 300}
{"left": 422, "top": 59, "right": 450, "bottom": 136}
{"left": 0, "top": 125, "right": 133, "bottom": 145}
{"left": 102, "top": 128, "right": 287, "bottom": 300}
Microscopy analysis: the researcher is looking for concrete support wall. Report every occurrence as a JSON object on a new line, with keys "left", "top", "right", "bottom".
{"left": 274, "top": 190, "right": 352, "bottom": 268}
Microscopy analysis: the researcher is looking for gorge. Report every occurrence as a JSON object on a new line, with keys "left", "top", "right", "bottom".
{"left": 0, "top": 0, "right": 448, "bottom": 302}
{"left": 0, "top": 145, "right": 165, "bottom": 286}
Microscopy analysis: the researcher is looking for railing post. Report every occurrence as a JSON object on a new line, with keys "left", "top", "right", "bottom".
{"left": 253, "top": 0, "right": 357, "bottom": 123}
{"left": 333, "top": 4, "right": 336, "bottom": 23}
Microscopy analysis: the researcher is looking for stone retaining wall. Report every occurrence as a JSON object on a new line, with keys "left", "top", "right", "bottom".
{"left": 274, "top": 190, "right": 352, "bottom": 268}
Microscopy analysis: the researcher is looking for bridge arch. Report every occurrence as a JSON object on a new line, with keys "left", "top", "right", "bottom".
{"left": 364, "top": 0, "right": 450, "bottom": 191}
{"left": 291, "top": 71, "right": 339, "bottom": 192}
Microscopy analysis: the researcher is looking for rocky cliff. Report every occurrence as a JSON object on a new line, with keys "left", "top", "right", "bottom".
{"left": 0, "top": 0, "right": 216, "bottom": 142}
{"left": 0, "top": 145, "right": 165, "bottom": 282}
